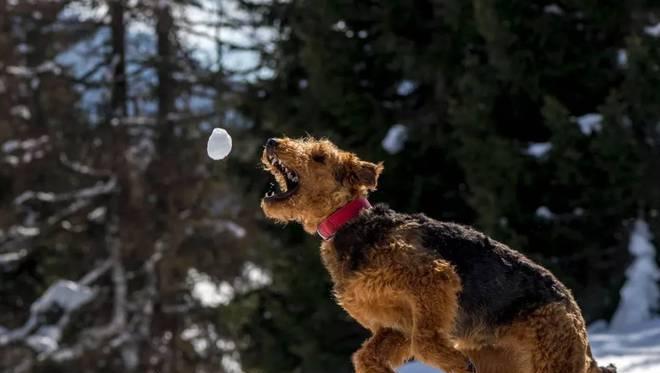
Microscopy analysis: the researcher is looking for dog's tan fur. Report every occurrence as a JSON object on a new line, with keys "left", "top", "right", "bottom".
{"left": 260, "top": 137, "right": 611, "bottom": 373}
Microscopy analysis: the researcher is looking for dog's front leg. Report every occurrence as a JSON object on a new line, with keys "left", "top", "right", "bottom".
{"left": 352, "top": 328, "right": 411, "bottom": 373}
{"left": 411, "top": 326, "right": 475, "bottom": 373}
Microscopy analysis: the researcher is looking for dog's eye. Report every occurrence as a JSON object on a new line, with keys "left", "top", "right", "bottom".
{"left": 311, "top": 153, "right": 326, "bottom": 163}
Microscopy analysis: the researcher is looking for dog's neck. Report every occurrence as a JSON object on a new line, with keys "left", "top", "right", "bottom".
{"left": 317, "top": 197, "right": 372, "bottom": 240}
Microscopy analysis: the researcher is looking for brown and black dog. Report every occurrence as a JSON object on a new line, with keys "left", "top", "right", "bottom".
{"left": 260, "top": 137, "right": 615, "bottom": 373}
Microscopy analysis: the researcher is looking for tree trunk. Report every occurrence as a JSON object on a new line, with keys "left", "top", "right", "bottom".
{"left": 110, "top": 0, "right": 127, "bottom": 118}
{"left": 156, "top": 3, "right": 173, "bottom": 129}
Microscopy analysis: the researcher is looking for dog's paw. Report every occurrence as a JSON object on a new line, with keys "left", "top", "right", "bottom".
{"left": 601, "top": 364, "right": 617, "bottom": 373}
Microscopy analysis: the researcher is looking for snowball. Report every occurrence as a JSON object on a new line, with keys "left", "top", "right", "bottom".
{"left": 207, "top": 128, "right": 232, "bottom": 160}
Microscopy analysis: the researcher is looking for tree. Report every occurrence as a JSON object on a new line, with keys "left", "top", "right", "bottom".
{"left": 0, "top": 1, "right": 266, "bottom": 371}
{"left": 610, "top": 218, "right": 660, "bottom": 330}
{"left": 226, "top": 0, "right": 660, "bottom": 371}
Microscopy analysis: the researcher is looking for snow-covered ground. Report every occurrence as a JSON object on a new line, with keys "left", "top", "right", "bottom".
{"left": 589, "top": 319, "right": 660, "bottom": 373}
{"left": 397, "top": 318, "right": 660, "bottom": 373}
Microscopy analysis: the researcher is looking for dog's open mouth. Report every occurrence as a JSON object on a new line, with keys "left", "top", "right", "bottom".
{"left": 263, "top": 151, "right": 299, "bottom": 201}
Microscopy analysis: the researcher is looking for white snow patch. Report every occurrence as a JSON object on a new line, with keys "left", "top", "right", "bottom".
{"left": 3, "top": 135, "right": 49, "bottom": 154}
{"left": 590, "top": 318, "right": 660, "bottom": 373}
{"left": 32, "top": 280, "right": 95, "bottom": 313}
{"left": 87, "top": 206, "right": 107, "bottom": 222}
{"left": 544, "top": 4, "right": 564, "bottom": 15}
{"left": 2, "top": 140, "right": 20, "bottom": 153}
{"left": 181, "top": 324, "right": 211, "bottom": 355}
{"left": 535, "top": 206, "right": 555, "bottom": 220}
{"left": 382, "top": 124, "right": 409, "bottom": 154}
{"left": 242, "top": 262, "right": 271, "bottom": 288}
{"left": 10, "top": 105, "right": 31, "bottom": 120}
{"left": 13, "top": 225, "right": 40, "bottom": 237}
{"left": 610, "top": 219, "right": 659, "bottom": 331}
{"left": 26, "top": 326, "right": 61, "bottom": 354}
{"left": 575, "top": 113, "right": 603, "bottom": 135}
{"left": 397, "top": 80, "right": 417, "bottom": 96}
{"left": 188, "top": 263, "right": 270, "bottom": 307}
{"left": 222, "top": 354, "right": 243, "bottom": 373}
{"left": 224, "top": 221, "right": 246, "bottom": 238}
{"left": 525, "top": 142, "right": 553, "bottom": 158}
{"left": 332, "top": 20, "right": 347, "bottom": 32}
{"left": 618, "top": 49, "right": 628, "bottom": 67}
{"left": 644, "top": 23, "right": 660, "bottom": 37}
{"left": 188, "top": 269, "right": 234, "bottom": 307}
{"left": 207, "top": 128, "right": 232, "bottom": 160}
{"left": 0, "top": 249, "right": 28, "bottom": 265}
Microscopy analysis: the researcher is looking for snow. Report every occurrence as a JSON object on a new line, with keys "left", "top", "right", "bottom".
{"left": 242, "top": 262, "right": 272, "bottom": 288}
{"left": 332, "top": 20, "right": 347, "bottom": 32}
{"left": 535, "top": 206, "right": 556, "bottom": 220}
{"left": 397, "top": 80, "right": 417, "bottom": 96}
{"left": 525, "top": 142, "right": 553, "bottom": 158}
{"left": 26, "top": 326, "right": 61, "bottom": 354}
{"left": 382, "top": 124, "right": 409, "bottom": 154}
{"left": 644, "top": 23, "right": 660, "bottom": 37}
{"left": 32, "top": 280, "right": 94, "bottom": 313}
{"left": 207, "top": 128, "right": 233, "bottom": 160}
{"left": 618, "top": 49, "right": 628, "bottom": 67}
{"left": 610, "top": 219, "right": 659, "bottom": 331}
{"left": 189, "top": 269, "right": 235, "bottom": 307}
{"left": 188, "top": 262, "right": 271, "bottom": 307}
{"left": 0, "top": 280, "right": 96, "bottom": 353}
{"left": 544, "top": 4, "right": 564, "bottom": 15}
{"left": 0, "top": 249, "right": 28, "bottom": 266}
{"left": 575, "top": 113, "right": 603, "bottom": 135}
{"left": 10, "top": 105, "right": 32, "bottom": 120}
{"left": 590, "top": 318, "right": 660, "bottom": 373}
{"left": 398, "top": 318, "right": 660, "bottom": 373}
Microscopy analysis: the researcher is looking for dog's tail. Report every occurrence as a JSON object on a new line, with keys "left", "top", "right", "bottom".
{"left": 587, "top": 345, "right": 617, "bottom": 373}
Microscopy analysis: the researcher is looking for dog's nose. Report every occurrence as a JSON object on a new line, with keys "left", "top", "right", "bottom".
{"left": 265, "top": 138, "right": 279, "bottom": 148}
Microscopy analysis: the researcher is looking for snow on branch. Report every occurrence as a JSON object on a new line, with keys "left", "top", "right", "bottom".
{"left": 59, "top": 153, "right": 112, "bottom": 178}
{"left": 0, "top": 198, "right": 94, "bottom": 255}
{"left": 42, "top": 218, "right": 128, "bottom": 362}
{"left": 0, "top": 261, "right": 111, "bottom": 354}
{"left": 14, "top": 178, "right": 117, "bottom": 206}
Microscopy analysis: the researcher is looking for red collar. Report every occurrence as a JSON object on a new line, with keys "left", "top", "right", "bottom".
{"left": 317, "top": 197, "right": 372, "bottom": 240}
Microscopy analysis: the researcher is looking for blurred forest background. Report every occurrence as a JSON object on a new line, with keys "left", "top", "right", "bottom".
{"left": 1, "top": 0, "right": 659, "bottom": 372}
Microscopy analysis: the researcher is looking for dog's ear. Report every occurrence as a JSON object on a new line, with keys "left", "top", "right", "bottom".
{"left": 339, "top": 160, "right": 383, "bottom": 190}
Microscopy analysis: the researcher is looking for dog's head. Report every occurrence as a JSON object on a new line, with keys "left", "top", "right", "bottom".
{"left": 260, "top": 137, "right": 383, "bottom": 233}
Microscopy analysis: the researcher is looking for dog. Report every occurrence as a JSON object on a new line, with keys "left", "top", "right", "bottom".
{"left": 260, "top": 136, "right": 615, "bottom": 373}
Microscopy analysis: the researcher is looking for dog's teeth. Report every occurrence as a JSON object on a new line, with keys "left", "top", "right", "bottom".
{"left": 292, "top": 176, "right": 298, "bottom": 182}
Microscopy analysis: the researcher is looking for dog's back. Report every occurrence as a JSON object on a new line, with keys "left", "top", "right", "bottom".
{"left": 333, "top": 204, "right": 572, "bottom": 338}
